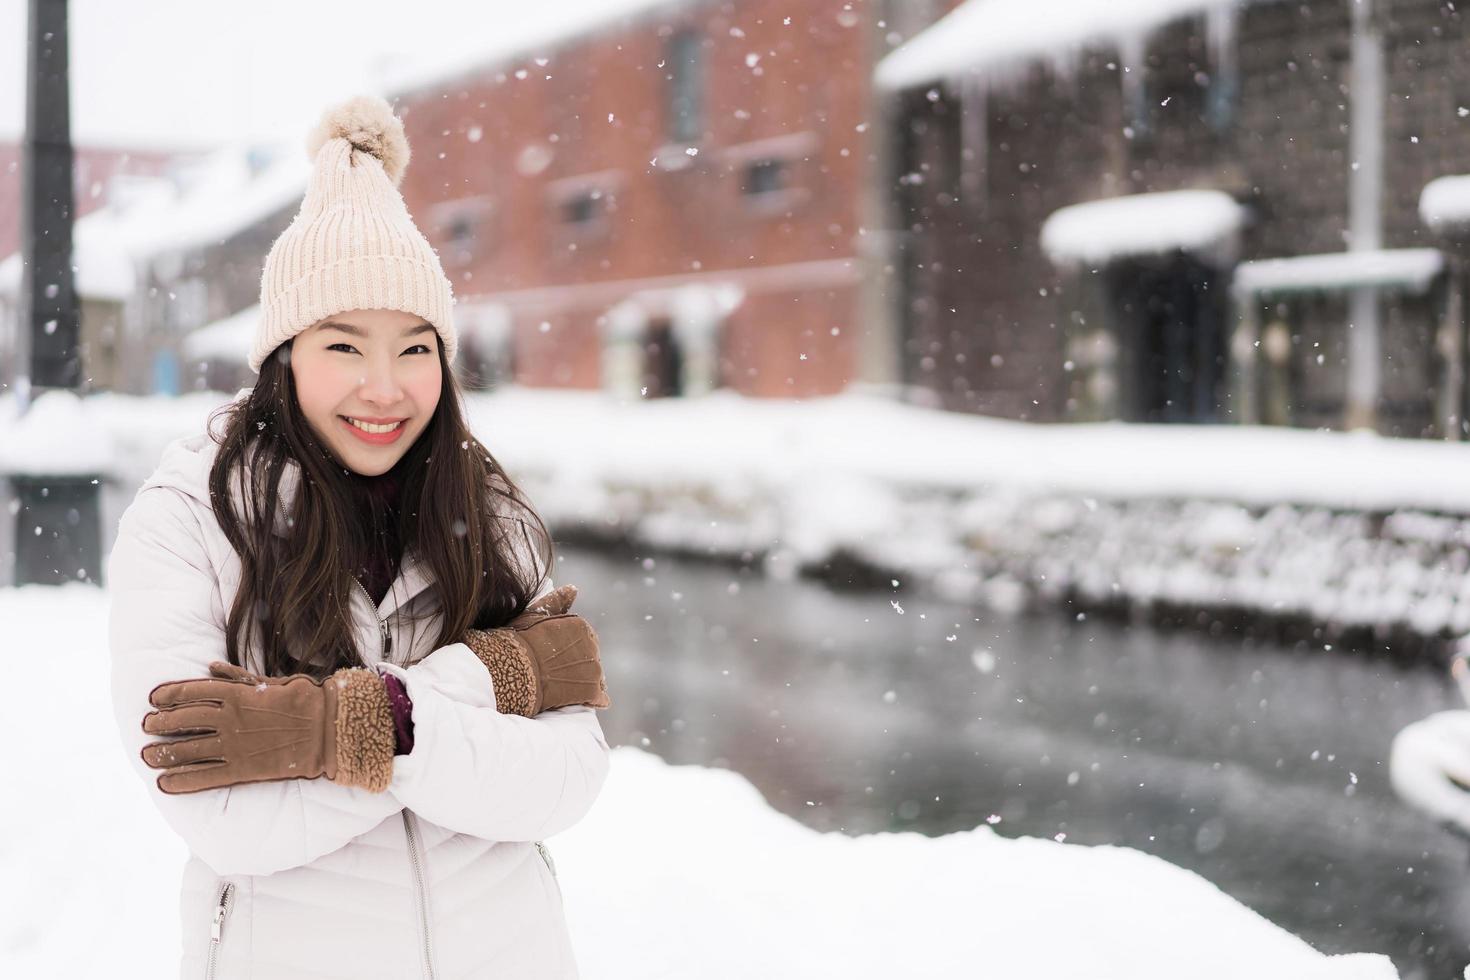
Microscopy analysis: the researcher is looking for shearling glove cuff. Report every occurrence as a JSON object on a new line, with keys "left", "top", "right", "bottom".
{"left": 330, "top": 667, "right": 397, "bottom": 792}
{"left": 463, "top": 628, "right": 540, "bottom": 716}
{"left": 462, "top": 583, "right": 611, "bottom": 717}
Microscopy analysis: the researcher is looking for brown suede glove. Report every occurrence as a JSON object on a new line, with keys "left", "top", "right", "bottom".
{"left": 140, "top": 662, "right": 396, "bottom": 795}
{"left": 462, "top": 583, "right": 611, "bottom": 717}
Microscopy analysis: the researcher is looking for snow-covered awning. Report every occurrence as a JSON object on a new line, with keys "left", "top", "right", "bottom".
{"left": 1233, "top": 249, "right": 1446, "bottom": 298}
{"left": 456, "top": 301, "right": 514, "bottom": 350}
{"left": 875, "top": 0, "right": 1245, "bottom": 92}
{"left": 1419, "top": 174, "right": 1470, "bottom": 232}
{"left": 182, "top": 304, "right": 258, "bottom": 363}
{"left": 604, "top": 283, "right": 744, "bottom": 344}
{"left": 1040, "top": 190, "right": 1246, "bottom": 266}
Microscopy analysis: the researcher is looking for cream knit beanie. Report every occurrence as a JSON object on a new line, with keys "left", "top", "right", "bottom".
{"left": 250, "top": 94, "right": 457, "bottom": 373}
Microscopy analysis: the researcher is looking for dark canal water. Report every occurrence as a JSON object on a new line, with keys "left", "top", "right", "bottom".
{"left": 557, "top": 540, "right": 1470, "bottom": 980}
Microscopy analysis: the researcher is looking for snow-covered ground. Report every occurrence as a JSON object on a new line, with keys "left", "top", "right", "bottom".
{"left": 0, "top": 584, "right": 1400, "bottom": 978}
{"left": 7, "top": 385, "right": 1470, "bottom": 643}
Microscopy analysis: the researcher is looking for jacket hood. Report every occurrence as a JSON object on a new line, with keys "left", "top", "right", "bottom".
{"left": 136, "top": 386, "right": 440, "bottom": 610}
{"left": 140, "top": 388, "right": 302, "bottom": 536}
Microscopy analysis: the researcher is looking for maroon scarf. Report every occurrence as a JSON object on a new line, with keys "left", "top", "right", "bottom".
{"left": 353, "top": 471, "right": 414, "bottom": 754}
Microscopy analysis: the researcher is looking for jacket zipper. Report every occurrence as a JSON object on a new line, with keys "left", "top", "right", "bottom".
{"left": 535, "top": 840, "right": 558, "bottom": 878}
{"left": 535, "top": 840, "right": 564, "bottom": 904}
{"left": 402, "top": 810, "right": 437, "bottom": 979}
{"left": 358, "top": 577, "right": 429, "bottom": 976}
{"left": 351, "top": 576, "right": 393, "bottom": 658}
{"left": 204, "top": 881, "right": 234, "bottom": 980}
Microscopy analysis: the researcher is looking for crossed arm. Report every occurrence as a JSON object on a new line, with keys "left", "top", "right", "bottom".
{"left": 110, "top": 486, "right": 611, "bottom": 877}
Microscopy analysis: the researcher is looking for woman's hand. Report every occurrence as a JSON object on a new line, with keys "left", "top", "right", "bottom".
{"left": 463, "top": 583, "right": 612, "bottom": 717}
{"left": 140, "top": 661, "right": 396, "bottom": 795}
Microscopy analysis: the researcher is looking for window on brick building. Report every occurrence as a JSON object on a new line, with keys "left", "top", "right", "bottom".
{"left": 1203, "top": 6, "right": 1240, "bottom": 134}
{"left": 447, "top": 213, "right": 475, "bottom": 251}
{"left": 666, "top": 29, "right": 704, "bottom": 144}
{"left": 561, "top": 188, "right": 606, "bottom": 226}
{"left": 741, "top": 158, "right": 787, "bottom": 197}
{"left": 1131, "top": 12, "right": 1239, "bottom": 143}
{"left": 430, "top": 196, "right": 495, "bottom": 264}
{"left": 1120, "top": 35, "right": 1151, "bottom": 142}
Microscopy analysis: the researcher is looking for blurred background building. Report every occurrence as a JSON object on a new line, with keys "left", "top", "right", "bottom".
{"left": 883, "top": 0, "right": 1470, "bottom": 438}
{"left": 8, "top": 0, "right": 1470, "bottom": 441}
{"left": 385, "top": 0, "right": 910, "bottom": 401}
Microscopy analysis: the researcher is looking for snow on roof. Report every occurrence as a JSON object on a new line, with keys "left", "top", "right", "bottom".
{"left": 1040, "top": 190, "right": 1246, "bottom": 266}
{"left": 181, "top": 304, "right": 259, "bottom": 363}
{"left": 123, "top": 144, "right": 308, "bottom": 260}
{"left": 0, "top": 176, "right": 177, "bottom": 300}
{"left": 1233, "top": 249, "right": 1446, "bottom": 298}
{"left": 384, "top": 0, "right": 699, "bottom": 99}
{"left": 875, "top": 0, "right": 1247, "bottom": 92}
{"left": 1418, "top": 174, "right": 1470, "bottom": 231}
{"left": 0, "top": 144, "right": 306, "bottom": 303}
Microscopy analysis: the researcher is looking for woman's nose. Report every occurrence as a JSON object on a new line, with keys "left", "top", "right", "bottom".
{"left": 357, "top": 358, "right": 405, "bottom": 404}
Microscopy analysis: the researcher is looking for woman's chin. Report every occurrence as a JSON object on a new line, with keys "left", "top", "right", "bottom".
{"left": 327, "top": 441, "right": 399, "bottom": 477}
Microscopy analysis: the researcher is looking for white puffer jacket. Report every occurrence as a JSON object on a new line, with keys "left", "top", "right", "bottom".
{"left": 107, "top": 419, "right": 611, "bottom": 980}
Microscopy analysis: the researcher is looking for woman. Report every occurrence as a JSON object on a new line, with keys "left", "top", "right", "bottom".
{"left": 108, "top": 95, "right": 611, "bottom": 979}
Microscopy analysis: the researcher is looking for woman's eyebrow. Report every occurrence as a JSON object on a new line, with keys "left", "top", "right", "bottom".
{"left": 319, "top": 322, "right": 434, "bottom": 337}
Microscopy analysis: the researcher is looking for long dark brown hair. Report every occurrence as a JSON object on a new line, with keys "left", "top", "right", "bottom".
{"left": 205, "top": 339, "right": 553, "bottom": 679}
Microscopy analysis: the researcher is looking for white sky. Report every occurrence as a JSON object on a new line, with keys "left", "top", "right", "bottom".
{"left": 0, "top": 0, "right": 678, "bottom": 150}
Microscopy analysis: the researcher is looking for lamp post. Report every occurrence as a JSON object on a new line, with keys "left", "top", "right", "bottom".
{"left": 9, "top": 0, "right": 102, "bottom": 586}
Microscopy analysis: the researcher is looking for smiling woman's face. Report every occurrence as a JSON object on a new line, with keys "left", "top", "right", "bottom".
{"left": 288, "top": 308, "right": 443, "bottom": 476}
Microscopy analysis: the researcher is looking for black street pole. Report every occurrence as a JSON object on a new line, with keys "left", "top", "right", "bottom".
{"left": 13, "top": 0, "right": 102, "bottom": 586}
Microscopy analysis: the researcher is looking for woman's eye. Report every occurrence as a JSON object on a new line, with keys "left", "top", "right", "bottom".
{"left": 325, "top": 342, "right": 429, "bottom": 354}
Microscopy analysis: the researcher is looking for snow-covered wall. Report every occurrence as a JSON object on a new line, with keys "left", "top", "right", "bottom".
{"left": 12, "top": 386, "right": 1470, "bottom": 655}
{"left": 475, "top": 388, "right": 1470, "bottom": 657}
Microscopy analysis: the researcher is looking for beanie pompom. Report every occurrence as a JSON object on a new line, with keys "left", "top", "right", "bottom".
{"left": 306, "top": 95, "right": 411, "bottom": 187}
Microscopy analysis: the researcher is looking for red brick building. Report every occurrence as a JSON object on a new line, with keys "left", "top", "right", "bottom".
{"left": 387, "top": 0, "right": 897, "bottom": 399}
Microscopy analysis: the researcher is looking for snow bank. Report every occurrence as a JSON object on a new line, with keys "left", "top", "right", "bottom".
{"left": 33, "top": 384, "right": 1470, "bottom": 643}
{"left": 464, "top": 389, "right": 1470, "bottom": 643}
{"left": 1040, "top": 190, "right": 1245, "bottom": 266}
{"left": 28, "top": 390, "right": 233, "bottom": 510}
{"left": 0, "top": 389, "right": 115, "bottom": 475}
{"left": 0, "top": 584, "right": 1399, "bottom": 979}
{"left": 558, "top": 749, "right": 1396, "bottom": 980}
{"left": 456, "top": 387, "right": 1470, "bottom": 518}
